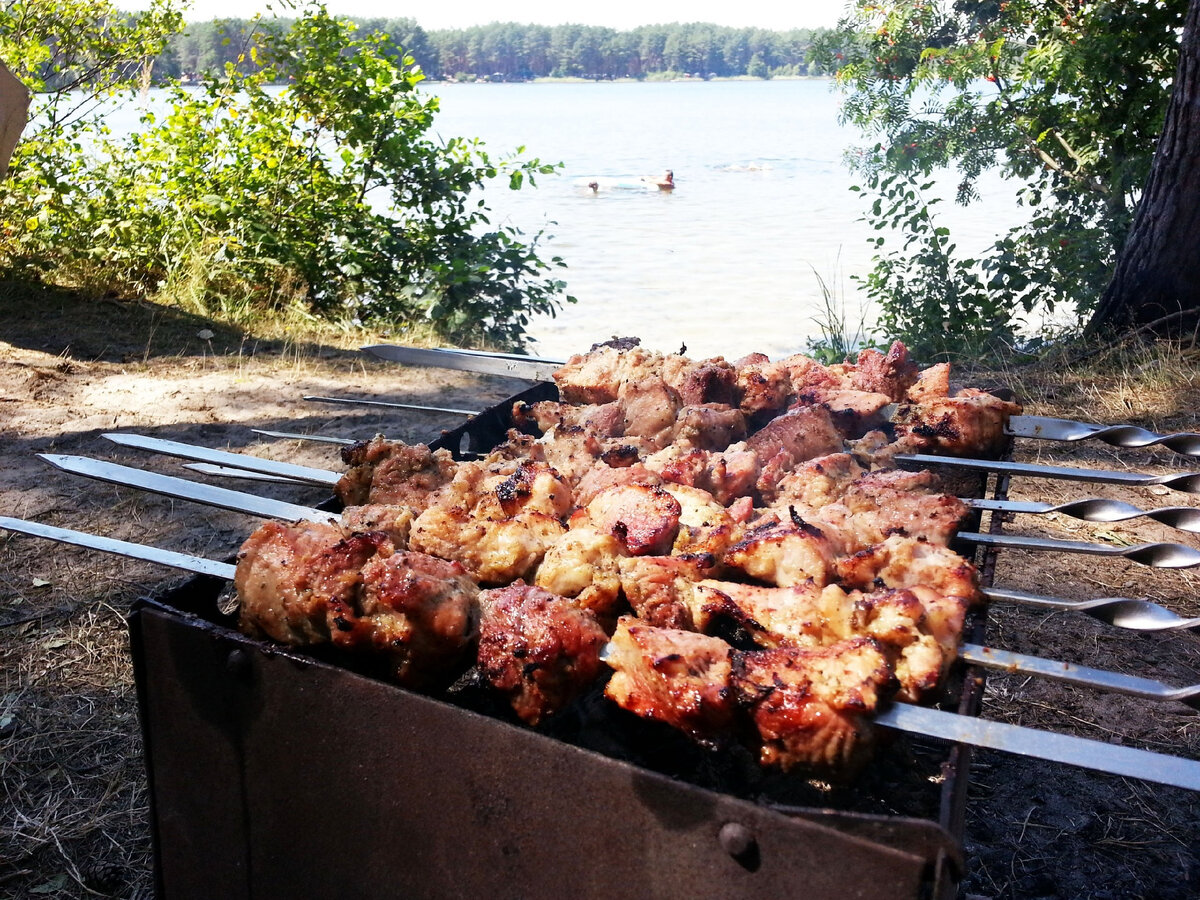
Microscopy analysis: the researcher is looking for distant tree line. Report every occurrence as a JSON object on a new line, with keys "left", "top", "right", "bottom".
{"left": 155, "top": 18, "right": 836, "bottom": 82}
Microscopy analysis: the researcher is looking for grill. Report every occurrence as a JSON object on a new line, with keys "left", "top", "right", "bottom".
{"left": 129, "top": 379, "right": 976, "bottom": 900}
{"left": 5, "top": 347, "right": 1200, "bottom": 899}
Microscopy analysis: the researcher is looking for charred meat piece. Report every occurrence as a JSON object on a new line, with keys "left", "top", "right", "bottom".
{"left": 573, "top": 461, "right": 662, "bottom": 507}
{"left": 578, "top": 482, "right": 683, "bottom": 557}
{"left": 616, "top": 376, "right": 682, "bottom": 446}
{"left": 409, "top": 462, "right": 566, "bottom": 584}
{"left": 723, "top": 517, "right": 838, "bottom": 587}
{"left": 644, "top": 442, "right": 761, "bottom": 507}
{"left": 355, "top": 550, "right": 480, "bottom": 687}
{"left": 618, "top": 555, "right": 716, "bottom": 629}
{"left": 791, "top": 387, "right": 893, "bottom": 438}
{"left": 529, "top": 424, "right": 605, "bottom": 486}
{"left": 661, "top": 356, "right": 739, "bottom": 406}
{"left": 894, "top": 363, "right": 1022, "bottom": 457}
{"left": 491, "top": 460, "right": 574, "bottom": 519}
{"left": 554, "top": 344, "right": 665, "bottom": 405}
{"left": 236, "top": 520, "right": 390, "bottom": 646}
{"left": 836, "top": 469, "right": 969, "bottom": 546}
{"left": 836, "top": 534, "right": 980, "bottom": 604}
{"left": 671, "top": 403, "right": 747, "bottom": 451}
{"left": 692, "top": 581, "right": 959, "bottom": 701}
{"left": 513, "top": 399, "right": 628, "bottom": 439}
{"left": 732, "top": 637, "right": 894, "bottom": 772}
{"left": 477, "top": 582, "right": 609, "bottom": 725}
{"left": 747, "top": 404, "right": 845, "bottom": 501}
{"left": 604, "top": 616, "right": 736, "bottom": 740}
{"left": 733, "top": 352, "right": 793, "bottom": 420}
{"left": 772, "top": 453, "right": 865, "bottom": 510}
{"left": 534, "top": 524, "right": 629, "bottom": 616}
{"left": 774, "top": 460, "right": 969, "bottom": 549}
{"left": 661, "top": 482, "right": 742, "bottom": 558}
{"left": 235, "top": 521, "right": 479, "bottom": 687}
{"left": 339, "top": 504, "right": 414, "bottom": 547}
{"left": 849, "top": 341, "right": 920, "bottom": 401}
{"left": 336, "top": 437, "right": 458, "bottom": 510}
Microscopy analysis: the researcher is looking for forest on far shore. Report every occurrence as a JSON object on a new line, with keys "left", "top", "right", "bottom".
{"left": 158, "top": 18, "right": 834, "bottom": 82}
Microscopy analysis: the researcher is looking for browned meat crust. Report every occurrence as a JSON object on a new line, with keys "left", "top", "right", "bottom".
{"left": 477, "top": 582, "right": 608, "bottom": 725}
{"left": 732, "top": 637, "right": 893, "bottom": 771}
{"left": 603, "top": 616, "right": 736, "bottom": 740}
{"left": 336, "top": 437, "right": 457, "bottom": 509}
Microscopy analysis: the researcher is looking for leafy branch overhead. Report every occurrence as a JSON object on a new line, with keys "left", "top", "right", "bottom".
{"left": 814, "top": 0, "right": 1187, "bottom": 359}
{"left": 0, "top": 0, "right": 572, "bottom": 348}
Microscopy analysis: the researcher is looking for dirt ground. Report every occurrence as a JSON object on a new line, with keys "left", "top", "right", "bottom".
{"left": 1, "top": 286, "right": 1198, "bottom": 898}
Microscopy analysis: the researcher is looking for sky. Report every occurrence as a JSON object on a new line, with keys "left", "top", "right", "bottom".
{"left": 126, "top": 0, "right": 850, "bottom": 31}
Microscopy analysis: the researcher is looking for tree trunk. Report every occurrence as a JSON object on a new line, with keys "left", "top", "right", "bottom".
{"left": 1087, "top": 0, "right": 1200, "bottom": 337}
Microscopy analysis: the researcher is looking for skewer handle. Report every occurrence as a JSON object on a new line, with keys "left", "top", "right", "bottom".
{"left": 959, "top": 531, "right": 1200, "bottom": 568}
{"left": 1008, "top": 415, "right": 1200, "bottom": 457}
{"left": 966, "top": 497, "right": 1200, "bottom": 534}
{"left": 983, "top": 586, "right": 1200, "bottom": 632}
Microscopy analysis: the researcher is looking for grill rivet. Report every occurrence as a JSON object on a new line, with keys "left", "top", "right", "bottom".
{"left": 718, "top": 822, "right": 755, "bottom": 858}
{"left": 226, "top": 648, "right": 251, "bottom": 678}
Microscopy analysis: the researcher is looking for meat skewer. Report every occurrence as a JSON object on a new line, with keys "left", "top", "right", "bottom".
{"left": 191, "top": 432, "right": 1200, "bottom": 536}
{"left": 45, "top": 452, "right": 1200, "bottom": 622}
{"left": 365, "top": 343, "right": 1200, "bottom": 458}
{"left": 73, "top": 441, "right": 1200, "bottom": 571}
{"left": 246, "top": 418, "right": 1200, "bottom": 535}
{"left": 102, "top": 432, "right": 341, "bottom": 486}
{"left": 28, "top": 456, "right": 1200, "bottom": 703}
{"left": 4, "top": 511, "right": 1200, "bottom": 791}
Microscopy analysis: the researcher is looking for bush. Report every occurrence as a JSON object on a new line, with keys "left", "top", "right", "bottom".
{"left": 0, "top": 1, "right": 572, "bottom": 348}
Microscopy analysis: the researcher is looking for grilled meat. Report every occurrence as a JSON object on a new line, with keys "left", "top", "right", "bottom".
{"left": 732, "top": 637, "right": 893, "bottom": 771}
{"left": 534, "top": 524, "right": 628, "bottom": 615}
{"left": 894, "top": 363, "right": 1022, "bottom": 457}
{"left": 723, "top": 517, "right": 839, "bottom": 587}
{"left": 337, "top": 437, "right": 457, "bottom": 509}
{"left": 355, "top": 549, "right": 481, "bottom": 686}
{"left": 339, "top": 503, "right": 414, "bottom": 546}
{"left": 477, "top": 582, "right": 608, "bottom": 725}
{"left": 235, "top": 520, "right": 478, "bottom": 686}
{"left": 689, "top": 580, "right": 959, "bottom": 701}
{"left": 409, "top": 461, "right": 568, "bottom": 584}
{"left": 232, "top": 339, "right": 1019, "bottom": 772}
{"left": 603, "top": 616, "right": 736, "bottom": 740}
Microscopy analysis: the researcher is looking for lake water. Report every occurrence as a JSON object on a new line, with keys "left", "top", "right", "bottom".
{"left": 103, "top": 80, "right": 1029, "bottom": 360}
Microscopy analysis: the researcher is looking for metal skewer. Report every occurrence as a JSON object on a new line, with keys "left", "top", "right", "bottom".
{"left": 252, "top": 428, "right": 356, "bottom": 445}
{"left": 899, "top": 454, "right": 1200, "bottom": 495}
{"left": 966, "top": 497, "right": 1200, "bottom": 534}
{"left": 184, "top": 463, "right": 309, "bottom": 484}
{"left": 100, "top": 433, "right": 340, "bottom": 486}
{"left": 1006, "top": 415, "right": 1200, "bottom": 457}
{"left": 958, "top": 531, "right": 1200, "bottom": 568}
{"left": 983, "top": 587, "right": 1200, "bottom": 632}
{"left": 304, "top": 395, "right": 478, "bottom": 416}
{"left": 4, "top": 511, "right": 1200, "bottom": 790}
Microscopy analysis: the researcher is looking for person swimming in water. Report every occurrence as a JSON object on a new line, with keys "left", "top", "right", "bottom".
{"left": 650, "top": 169, "right": 674, "bottom": 190}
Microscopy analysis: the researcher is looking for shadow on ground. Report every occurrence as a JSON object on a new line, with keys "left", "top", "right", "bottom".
{"left": 0, "top": 278, "right": 340, "bottom": 363}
